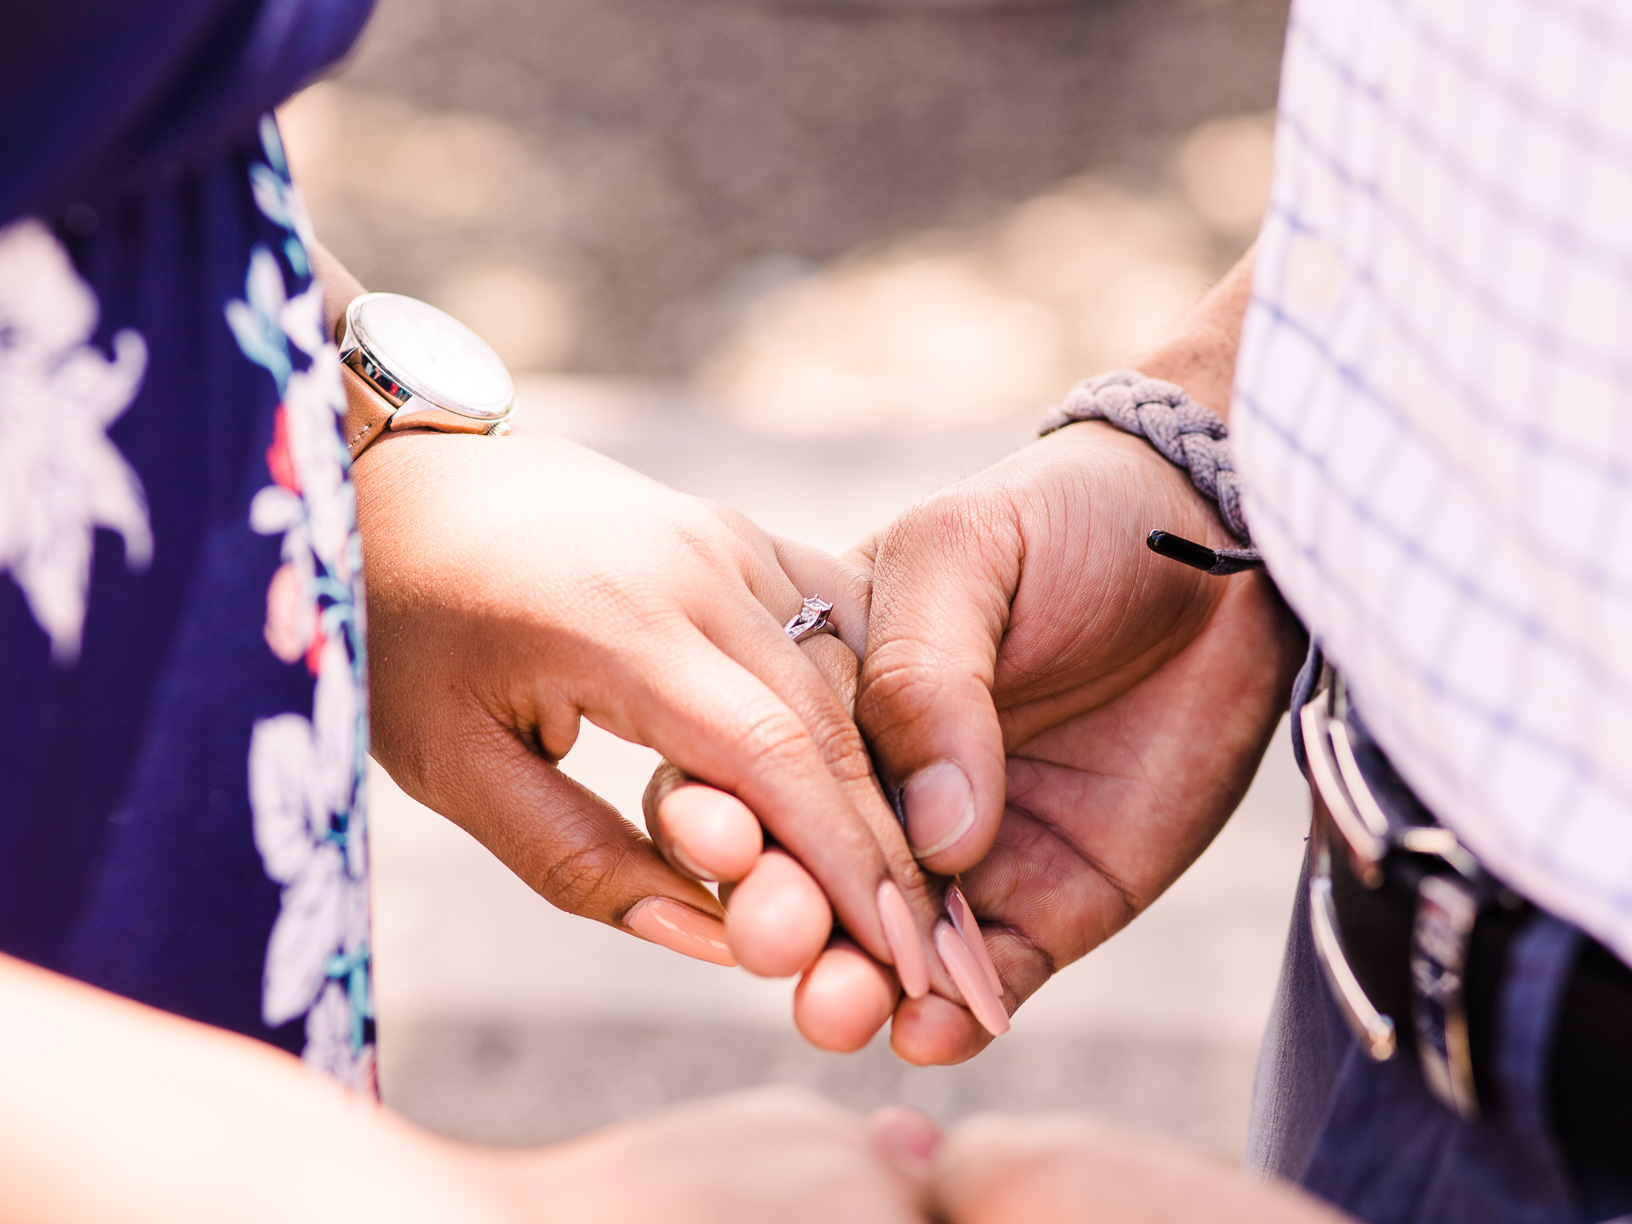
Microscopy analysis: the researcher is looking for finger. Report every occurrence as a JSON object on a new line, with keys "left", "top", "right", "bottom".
{"left": 793, "top": 939, "right": 899, "bottom": 1052}
{"left": 889, "top": 798, "right": 1110, "bottom": 1066}
{"left": 794, "top": 632, "right": 860, "bottom": 711}
{"left": 603, "top": 631, "right": 903, "bottom": 971}
{"left": 671, "top": 604, "right": 947, "bottom": 999}
{"left": 896, "top": 576, "right": 1299, "bottom": 1065}
{"left": 725, "top": 849, "right": 833, "bottom": 978}
{"left": 771, "top": 535, "right": 872, "bottom": 656}
{"left": 867, "top": 1105, "right": 942, "bottom": 1185}
{"left": 891, "top": 992, "right": 993, "bottom": 1066}
{"left": 392, "top": 718, "right": 735, "bottom": 967}
{"left": 645, "top": 762, "right": 763, "bottom": 883}
{"left": 857, "top": 489, "right": 1021, "bottom": 874}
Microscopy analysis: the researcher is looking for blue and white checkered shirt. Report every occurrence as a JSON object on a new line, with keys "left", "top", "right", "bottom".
{"left": 1234, "top": 0, "right": 1632, "bottom": 965}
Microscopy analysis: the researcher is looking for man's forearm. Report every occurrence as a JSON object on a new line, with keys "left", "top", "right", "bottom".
{"left": 1132, "top": 247, "right": 1254, "bottom": 420}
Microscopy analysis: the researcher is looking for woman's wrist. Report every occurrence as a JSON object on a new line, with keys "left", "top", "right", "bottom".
{"left": 306, "top": 235, "right": 367, "bottom": 343}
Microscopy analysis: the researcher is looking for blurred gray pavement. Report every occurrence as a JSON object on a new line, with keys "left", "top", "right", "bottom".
{"left": 370, "top": 379, "right": 1312, "bottom": 1158}
{"left": 318, "top": 0, "right": 1289, "bottom": 377}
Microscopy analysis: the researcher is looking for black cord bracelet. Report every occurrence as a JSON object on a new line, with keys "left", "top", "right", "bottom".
{"left": 1041, "top": 369, "right": 1263, "bottom": 575}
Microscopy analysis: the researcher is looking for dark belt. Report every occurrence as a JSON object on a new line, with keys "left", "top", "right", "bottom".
{"left": 1300, "top": 664, "right": 1632, "bottom": 1185}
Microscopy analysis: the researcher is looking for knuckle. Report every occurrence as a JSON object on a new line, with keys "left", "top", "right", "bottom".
{"left": 532, "top": 830, "right": 636, "bottom": 917}
{"left": 735, "top": 707, "right": 815, "bottom": 771}
{"left": 856, "top": 646, "right": 951, "bottom": 735}
{"left": 879, "top": 493, "right": 968, "bottom": 560}
{"left": 804, "top": 711, "right": 874, "bottom": 781}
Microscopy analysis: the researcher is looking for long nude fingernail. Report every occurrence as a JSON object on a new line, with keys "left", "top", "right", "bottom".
{"left": 935, "top": 920, "right": 1010, "bottom": 1037}
{"left": 876, "top": 879, "right": 930, "bottom": 999}
{"left": 946, "top": 884, "right": 1002, "bottom": 997}
{"left": 902, "top": 760, "right": 976, "bottom": 859}
{"left": 668, "top": 841, "right": 718, "bottom": 883}
{"left": 624, "top": 897, "right": 736, "bottom": 967}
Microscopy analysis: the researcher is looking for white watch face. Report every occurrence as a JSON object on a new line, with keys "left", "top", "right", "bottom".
{"left": 349, "top": 293, "right": 514, "bottom": 420}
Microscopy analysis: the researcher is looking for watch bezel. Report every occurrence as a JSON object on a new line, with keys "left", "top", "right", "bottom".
{"left": 341, "top": 292, "right": 515, "bottom": 424}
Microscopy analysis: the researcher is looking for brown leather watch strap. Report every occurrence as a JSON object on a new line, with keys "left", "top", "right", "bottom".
{"left": 340, "top": 362, "right": 397, "bottom": 461}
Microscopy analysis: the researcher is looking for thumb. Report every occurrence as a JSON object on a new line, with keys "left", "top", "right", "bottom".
{"left": 867, "top": 1104, "right": 942, "bottom": 1188}
{"left": 855, "top": 489, "right": 1020, "bottom": 873}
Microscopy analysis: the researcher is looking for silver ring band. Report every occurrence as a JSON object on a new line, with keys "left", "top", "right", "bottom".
{"left": 784, "top": 595, "right": 836, "bottom": 644}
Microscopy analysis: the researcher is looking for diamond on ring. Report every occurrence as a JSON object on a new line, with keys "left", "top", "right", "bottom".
{"left": 784, "top": 595, "right": 835, "bottom": 643}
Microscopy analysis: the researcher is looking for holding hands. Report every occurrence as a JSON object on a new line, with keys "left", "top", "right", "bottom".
{"left": 616, "top": 254, "right": 1303, "bottom": 1061}
{"left": 335, "top": 248, "right": 1327, "bottom": 1222}
{"left": 345, "top": 248, "right": 1305, "bottom": 1060}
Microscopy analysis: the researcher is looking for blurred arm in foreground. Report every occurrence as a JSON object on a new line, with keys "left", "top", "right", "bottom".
{"left": 0, "top": 951, "right": 931, "bottom": 1224}
{"left": 930, "top": 1113, "right": 1352, "bottom": 1224}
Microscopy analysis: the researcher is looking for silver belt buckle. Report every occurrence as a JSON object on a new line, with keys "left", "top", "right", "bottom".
{"left": 1411, "top": 873, "right": 1481, "bottom": 1118}
{"left": 1300, "top": 665, "right": 1482, "bottom": 1118}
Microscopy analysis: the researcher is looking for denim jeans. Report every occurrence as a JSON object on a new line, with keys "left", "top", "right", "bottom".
{"left": 1245, "top": 652, "right": 1632, "bottom": 1222}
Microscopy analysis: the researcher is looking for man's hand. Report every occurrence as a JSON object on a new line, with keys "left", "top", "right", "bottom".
{"left": 643, "top": 254, "right": 1304, "bottom": 1059}
{"left": 930, "top": 1113, "right": 1351, "bottom": 1224}
{"left": 853, "top": 418, "right": 1305, "bottom": 1062}
{"left": 835, "top": 253, "right": 1307, "bottom": 1062}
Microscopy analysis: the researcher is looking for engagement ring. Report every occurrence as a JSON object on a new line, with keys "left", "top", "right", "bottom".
{"left": 784, "top": 595, "right": 836, "bottom": 643}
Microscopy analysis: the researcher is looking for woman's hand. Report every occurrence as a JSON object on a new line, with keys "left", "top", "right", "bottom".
{"left": 314, "top": 236, "right": 949, "bottom": 991}
{"left": 353, "top": 425, "right": 949, "bottom": 990}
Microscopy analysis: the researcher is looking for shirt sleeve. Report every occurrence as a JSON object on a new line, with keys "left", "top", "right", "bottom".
{"left": 0, "top": 0, "right": 372, "bottom": 223}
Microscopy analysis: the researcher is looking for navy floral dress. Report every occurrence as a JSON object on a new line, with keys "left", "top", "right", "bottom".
{"left": 0, "top": 0, "right": 377, "bottom": 1090}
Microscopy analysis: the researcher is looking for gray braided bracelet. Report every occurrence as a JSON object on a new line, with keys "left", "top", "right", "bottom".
{"left": 1041, "top": 369, "right": 1263, "bottom": 575}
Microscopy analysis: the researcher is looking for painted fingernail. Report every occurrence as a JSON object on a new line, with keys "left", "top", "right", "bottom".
{"left": 624, "top": 897, "right": 736, "bottom": 967}
{"left": 935, "top": 919, "right": 1010, "bottom": 1037}
{"left": 668, "top": 841, "right": 718, "bottom": 883}
{"left": 902, "top": 760, "right": 976, "bottom": 859}
{"left": 876, "top": 879, "right": 930, "bottom": 999}
{"left": 946, "top": 884, "right": 1002, "bottom": 998}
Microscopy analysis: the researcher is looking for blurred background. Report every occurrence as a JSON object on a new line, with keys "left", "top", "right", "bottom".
{"left": 284, "top": 0, "right": 1304, "bottom": 1159}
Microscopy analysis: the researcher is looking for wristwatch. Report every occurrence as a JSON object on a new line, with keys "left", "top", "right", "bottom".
{"left": 336, "top": 292, "right": 516, "bottom": 460}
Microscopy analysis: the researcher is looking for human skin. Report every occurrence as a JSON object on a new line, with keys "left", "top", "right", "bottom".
{"left": 857, "top": 251, "right": 1309, "bottom": 1063}
{"left": 930, "top": 1113, "right": 1353, "bottom": 1224}
{"left": 0, "top": 953, "right": 934, "bottom": 1224}
{"left": 308, "top": 242, "right": 957, "bottom": 1004}
{"left": 0, "top": 235, "right": 955, "bottom": 1224}
{"left": 647, "top": 253, "right": 1307, "bottom": 1060}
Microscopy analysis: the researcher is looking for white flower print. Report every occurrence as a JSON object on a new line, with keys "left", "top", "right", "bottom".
{"left": 0, "top": 217, "right": 151, "bottom": 662}
{"left": 303, "top": 980, "right": 377, "bottom": 1092}
{"left": 233, "top": 115, "right": 374, "bottom": 1090}
{"left": 248, "top": 639, "right": 368, "bottom": 1036}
